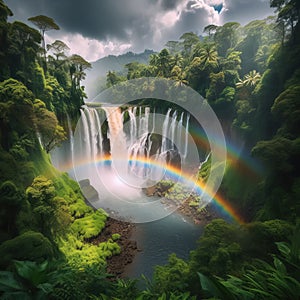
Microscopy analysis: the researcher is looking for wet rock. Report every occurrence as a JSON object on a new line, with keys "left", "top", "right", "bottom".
{"left": 79, "top": 179, "right": 99, "bottom": 201}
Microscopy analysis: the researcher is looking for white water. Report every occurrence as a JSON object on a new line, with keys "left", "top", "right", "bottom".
{"left": 69, "top": 105, "right": 197, "bottom": 223}
{"left": 51, "top": 105, "right": 205, "bottom": 278}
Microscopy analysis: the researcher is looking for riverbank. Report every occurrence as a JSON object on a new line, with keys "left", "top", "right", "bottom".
{"left": 177, "top": 196, "right": 222, "bottom": 225}
{"left": 90, "top": 217, "right": 140, "bottom": 278}
{"left": 90, "top": 193, "right": 221, "bottom": 279}
{"left": 144, "top": 183, "right": 222, "bottom": 225}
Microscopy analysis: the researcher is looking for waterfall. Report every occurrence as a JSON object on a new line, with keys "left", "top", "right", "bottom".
{"left": 80, "top": 108, "right": 91, "bottom": 159}
{"left": 169, "top": 110, "right": 177, "bottom": 150}
{"left": 177, "top": 112, "right": 183, "bottom": 153}
{"left": 56, "top": 105, "right": 197, "bottom": 223}
{"left": 128, "top": 107, "right": 137, "bottom": 146}
{"left": 36, "top": 131, "right": 43, "bottom": 148}
{"left": 183, "top": 114, "right": 190, "bottom": 161}
{"left": 103, "top": 107, "right": 128, "bottom": 177}
{"left": 77, "top": 106, "right": 190, "bottom": 170}
{"left": 161, "top": 108, "right": 172, "bottom": 154}
{"left": 92, "top": 108, "right": 103, "bottom": 157}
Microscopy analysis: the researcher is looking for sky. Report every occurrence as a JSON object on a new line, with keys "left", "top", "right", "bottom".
{"left": 6, "top": 0, "right": 275, "bottom": 62}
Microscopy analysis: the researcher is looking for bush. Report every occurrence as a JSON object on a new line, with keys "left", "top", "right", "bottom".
{"left": 69, "top": 200, "right": 93, "bottom": 218}
{"left": 111, "top": 233, "right": 121, "bottom": 241}
{"left": 0, "top": 231, "right": 54, "bottom": 267}
{"left": 71, "top": 210, "right": 107, "bottom": 240}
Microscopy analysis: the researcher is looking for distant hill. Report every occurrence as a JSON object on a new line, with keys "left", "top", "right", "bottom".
{"left": 83, "top": 49, "right": 155, "bottom": 100}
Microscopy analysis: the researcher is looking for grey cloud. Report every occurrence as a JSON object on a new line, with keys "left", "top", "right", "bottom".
{"left": 7, "top": 0, "right": 153, "bottom": 41}
{"left": 5, "top": 0, "right": 275, "bottom": 55}
{"left": 160, "top": 0, "right": 183, "bottom": 10}
{"left": 221, "top": 0, "right": 275, "bottom": 25}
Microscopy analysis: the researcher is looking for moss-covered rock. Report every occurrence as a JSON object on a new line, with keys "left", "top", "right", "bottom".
{"left": 69, "top": 200, "right": 93, "bottom": 218}
{"left": 71, "top": 210, "right": 107, "bottom": 240}
{"left": 0, "top": 231, "right": 54, "bottom": 267}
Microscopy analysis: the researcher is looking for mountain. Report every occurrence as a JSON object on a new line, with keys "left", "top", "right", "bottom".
{"left": 83, "top": 49, "right": 155, "bottom": 100}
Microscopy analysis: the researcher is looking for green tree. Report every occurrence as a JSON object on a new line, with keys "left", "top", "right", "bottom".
{"left": 198, "top": 232, "right": 300, "bottom": 300}
{"left": 0, "top": 231, "right": 54, "bottom": 267}
{"left": 179, "top": 32, "right": 200, "bottom": 57}
{"left": 170, "top": 65, "right": 188, "bottom": 86}
{"left": 150, "top": 49, "right": 173, "bottom": 77}
{"left": 198, "top": 43, "right": 219, "bottom": 72}
{"left": 69, "top": 54, "right": 91, "bottom": 88}
{"left": 0, "top": 0, "right": 13, "bottom": 80}
{"left": 271, "top": 0, "right": 300, "bottom": 42}
{"left": 26, "top": 176, "right": 63, "bottom": 237}
{"left": 8, "top": 21, "right": 41, "bottom": 83}
{"left": 33, "top": 99, "right": 66, "bottom": 152}
{"left": 214, "top": 22, "right": 240, "bottom": 56}
{"left": 271, "top": 83, "right": 300, "bottom": 137}
{"left": 0, "top": 79, "right": 36, "bottom": 150}
{"left": 165, "top": 40, "right": 182, "bottom": 54}
{"left": 47, "top": 39, "right": 70, "bottom": 62}
{"left": 236, "top": 70, "right": 261, "bottom": 89}
{"left": 203, "top": 24, "right": 218, "bottom": 38}
{"left": 28, "top": 15, "right": 60, "bottom": 69}
{"left": 153, "top": 253, "right": 190, "bottom": 294}
{"left": 106, "top": 70, "right": 124, "bottom": 87}
{"left": 0, "top": 181, "right": 23, "bottom": 238}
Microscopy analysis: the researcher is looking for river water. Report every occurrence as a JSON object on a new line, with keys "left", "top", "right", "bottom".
{"left": 124, "top": 213, "right": 202, "bottom": 280}
{"left": 51, "top": 104, "right": 204, "bottom": 280}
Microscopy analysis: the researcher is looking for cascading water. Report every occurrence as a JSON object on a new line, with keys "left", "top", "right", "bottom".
{"left": 80, "top": 108, "right": 92, "bottom": 159}
{"left": 52, "top": 104, "right": 206, "bottom": 279}
{"left": 161, "top": 108, "right": 171, "bottom": 154}
{"left": 57, "top": 104, "right": 203, "bottom": 223}
{"left": 75, "top": 105, "right": 193, "bottom": 176}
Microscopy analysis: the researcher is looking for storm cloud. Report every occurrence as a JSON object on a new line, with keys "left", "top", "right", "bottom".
{"left": 6, "top": 0, "right": 275, "bottom": 61}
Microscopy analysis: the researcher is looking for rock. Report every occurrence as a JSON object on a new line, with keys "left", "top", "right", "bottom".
{"left": 79, "top": 179, "right": 99, "bottom": 201}
{"left": 143, "top": 185, "right": 157, "bottom": 196}
{"left": 79, "top": 179, "right": 90, "bottom": 187}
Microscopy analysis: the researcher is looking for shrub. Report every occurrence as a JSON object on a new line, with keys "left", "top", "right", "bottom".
{"left": 111, "top": 233, "right": 121, "bottom": 241}
{"left": 71, "top": 210, "right": 107, "bottom": 240}
{"left": 0, "top": 231, "right": 54, "bottom": 267}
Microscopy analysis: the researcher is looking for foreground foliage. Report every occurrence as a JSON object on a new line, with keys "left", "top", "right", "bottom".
{"left": 0, "top": 0, "right": 300, "bottom": 299}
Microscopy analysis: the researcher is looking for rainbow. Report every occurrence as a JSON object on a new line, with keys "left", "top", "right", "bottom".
{"left": 189, "top": 126, "right": 264, "bottom": 180}
{"left": 58, "top": 154, "right": 245, "bottom": 225}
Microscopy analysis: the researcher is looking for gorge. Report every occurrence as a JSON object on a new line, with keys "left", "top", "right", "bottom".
{"left": 51, "top": 103, "right": 211, "bottom": 277}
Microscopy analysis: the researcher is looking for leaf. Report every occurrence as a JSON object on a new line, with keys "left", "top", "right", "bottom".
{"left": 1, "top": 291, "right": 32, "bottom": 300}
{"left": 276, "top": 242, "right": 290, "bottom": 257}
{"left": 198, "top": 272, "right": 236, "bottom": 300}
{"left": 273, "top": 257, "right": 287, "bottom": 274}
{"left": 0, "top": 271, "right": 24, "bottom": 292}
{"left": 37, "top": 282, "right": 53, "bottom": 293}
{"left": 14, "top": 260, "right": 48, "bottom": 286}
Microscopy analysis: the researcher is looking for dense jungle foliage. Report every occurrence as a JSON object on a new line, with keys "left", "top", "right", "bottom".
{"left": 0, "top": 0, "right": 299, "bottom": 299}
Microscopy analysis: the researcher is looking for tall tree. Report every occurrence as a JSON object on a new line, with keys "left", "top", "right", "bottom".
{"left": 179, "top": 32, "right": 200, "bottom": 57}
{"left": 47, "top": 40, "right": 70, "bottom": 61}
{"left": 28, "top": 15, "right": 60, "bottom": 70}
{"left": 203, "top": 24, "right": 218, "bottom": 38}
{"left": 69, "top": 54, "right": 91, "bottom": 88}
{"left": 198, "top": 43, "right": 219, "bottom": 72}
{"left": 271, "top": 0, "right": 300, "bottom": 42}
{"left": 236, "top": 70, "right": 261, "bottom": 89}
{"left": 165, "top": 40, "right": 182, "bottom": 54}
{"left": 149, "top": 49, "right": 173, "bottom": 77}
{"left": 0, "top": 0, "right": 13, "bottom": 80}
{"left": 214, "top": 22, "right": 241, "bottom": 56}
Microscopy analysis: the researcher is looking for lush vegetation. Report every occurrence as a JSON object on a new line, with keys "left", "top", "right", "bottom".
{"left": 0, "top": 0, "right": 299, "bottom": 299}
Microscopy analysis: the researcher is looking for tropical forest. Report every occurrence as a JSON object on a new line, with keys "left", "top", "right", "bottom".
{"left": 0, "top": 0, "right": 299, "bottom": 299}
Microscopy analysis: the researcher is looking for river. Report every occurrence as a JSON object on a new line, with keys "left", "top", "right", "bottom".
{"left": 124, "top": 212, "right": 202, "bottom": 280}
